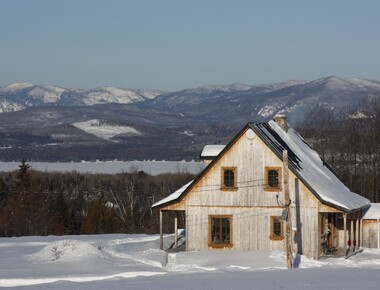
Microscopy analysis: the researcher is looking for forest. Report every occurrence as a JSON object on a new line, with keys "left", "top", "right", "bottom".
{"left": 0, "top": 164, "right": 193, "bottom": 237}
{"left": 0, "top": 98, "right": 379, "bottom": 237}
{"left": 297, "top": 97, "right": 379, "bottom": 203}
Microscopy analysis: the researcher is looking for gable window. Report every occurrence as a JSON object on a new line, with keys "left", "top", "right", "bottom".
{"left": 270, "top": 216, "right": 284, "bottom": 240}
{"left": 221, "top": 167, "right": 237, "bottom": 190}
{"left": 265, "top": 167, "right": 282, "bottom": 191}
{"left": 209, "top": 215, "right": 233, "bottom": 247}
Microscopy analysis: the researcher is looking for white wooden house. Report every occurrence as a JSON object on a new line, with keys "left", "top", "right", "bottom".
{"left": 152, "top": 115, "right": 370, "bottom": 259}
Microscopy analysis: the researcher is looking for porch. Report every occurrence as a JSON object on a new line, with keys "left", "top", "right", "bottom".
{"left": 159, "top": 210, "right": 186, "bottom": 252}
{"left": 319, "top": 211, "right": 365, "bottom": 258}
{"left": 159, "top": 209, "right": 368, "bottom": 258}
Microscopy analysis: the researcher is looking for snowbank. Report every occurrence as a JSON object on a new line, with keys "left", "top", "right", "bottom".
{"left": 2, "top": 234, "right": 380, "bottom": 289}
{"left": 25, "top": 240, "right": 104, "bottom": 263}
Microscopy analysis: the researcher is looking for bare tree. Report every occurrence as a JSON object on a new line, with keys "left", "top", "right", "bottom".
{"left": 110, "top": 172, "right": 145, "bottom": 233}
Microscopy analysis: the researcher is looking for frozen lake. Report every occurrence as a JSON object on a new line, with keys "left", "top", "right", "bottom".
{"left": 0, "top": 161, "right": 205, "bottom": 175}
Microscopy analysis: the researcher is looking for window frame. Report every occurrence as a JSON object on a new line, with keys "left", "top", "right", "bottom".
{"left": 208, "top": 215, "right": 233, "bottom": 248}
{"left": 221, "top": 167, "right": 237, "bottom": 191}
{"left": 270, "top": 216, "right": 284, "bottom": 241}
{"left": 264, "top": 167, "right": 282, "bottom": 192}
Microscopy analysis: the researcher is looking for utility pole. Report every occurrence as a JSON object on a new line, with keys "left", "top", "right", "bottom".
{"left": 283, "top": 150, "right": 293, "bottom": 269}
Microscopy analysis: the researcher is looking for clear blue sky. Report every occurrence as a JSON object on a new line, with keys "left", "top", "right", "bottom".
{"left": 1, "top": 0, "right": 379, "bottom": 91}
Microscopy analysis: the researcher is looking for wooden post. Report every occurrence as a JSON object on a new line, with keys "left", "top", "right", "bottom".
{"left": 359, "top": 209, "right": 363, "bottom": 248}
{"left": 335, "top": 213, "right": 339, "bottom": 248}
{"left": 160, "top": 210, "right": 163, "bottom": 250}
{"left": 283, "top": 150, "right": 292, "bottom": 269}
{"left": 350, "top": 219, "right": 354, "bottom": 252}
{"left": 355, "top": 218, "right": 359, "bottom": 251}
{"left": 377, "top": 219, "right": 380, "bottom": 249}
{"left": 185, "top": 207, "right": 189, "bottom": 251}
{"left": 174, "top": 212, "right": 178, "bottom": 248}
{"left": 360, "top": 217, "right": 363, "bottom": 249}
{"left": 343, "top": 213, "right": 347, "bottom": 256}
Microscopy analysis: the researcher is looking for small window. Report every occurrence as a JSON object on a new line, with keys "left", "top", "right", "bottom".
{"left": 221, "top": 167, "right": 237, "bottom": 190}
{"left": 265, "top": 167, "right": 282, "bottom": 191}
{"left": 209, "top": 215, "right": 233, "bottom": 247}
{"left": 270, "top": 216, "right": 284, "bottom": 240}
{"left": 268, "top": 170, "right": 279, "bottom": 187}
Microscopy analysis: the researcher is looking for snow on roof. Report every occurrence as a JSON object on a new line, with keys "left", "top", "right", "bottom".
{"left": 152, "top": 181, "right": 193, "bottom": 208}
{"left": 363, "top": 203, "right": 380, "bottom": 219}
{"left": 265, "top": 120, "right": 370, "bottom": 212}
{"left": 200, "top": 145, "right": 225, "bottom": 158}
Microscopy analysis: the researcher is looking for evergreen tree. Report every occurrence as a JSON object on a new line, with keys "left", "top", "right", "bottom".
{"left": 14, "top": 158, "right": 31, "bottom": 192}
{"left": 0, "top": 159, "right": 32, "bottom": 236}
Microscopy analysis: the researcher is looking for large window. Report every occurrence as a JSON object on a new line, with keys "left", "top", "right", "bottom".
{"left": 209, "top": 215, "right": 233, "bottom": 247}
{"left": 221, "top": 167, "right": 237, "bottom": 190}
{"left": 270, "top": 216, "right": 284, "bottom": 240}
{"left": 265, "top": 167, "right": 282, "bottom": 191}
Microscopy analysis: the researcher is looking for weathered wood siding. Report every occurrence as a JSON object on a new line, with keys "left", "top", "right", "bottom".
{"left": 182, "top": 128, "right": 324, "bottom": 259}
{"left": 362, "top": 220, "right": 380, "bottom": 248}
{"left": 186, "top": 205, "right": 285, "bottom": 251}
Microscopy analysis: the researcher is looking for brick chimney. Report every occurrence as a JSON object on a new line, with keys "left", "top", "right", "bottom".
{"left": 273, "top": 114, "right": 287, "bottom": 131}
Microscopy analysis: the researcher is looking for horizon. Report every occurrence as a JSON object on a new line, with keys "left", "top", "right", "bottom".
{"left": 2, "top": 75, "right": 379, "bottom": 92}
{"left": 1, "top": 0, "right": 380, "bottom": 91}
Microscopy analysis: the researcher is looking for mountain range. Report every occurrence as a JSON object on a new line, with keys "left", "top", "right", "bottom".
{"left": 0, "top": 76, "right": 379, "bottom": 161}
{"left": 0, "top": 82, "right": 162, "bottom": 112}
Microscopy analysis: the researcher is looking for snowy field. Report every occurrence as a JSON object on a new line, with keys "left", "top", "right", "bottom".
{"left": 72, "top": 119, "right": 141, "bottom": 141}
{"left": 0, "top": 161, "right": 204, "bottom": 175}
{"left": 1, "top": 234, "right": 380, "bottom": 289}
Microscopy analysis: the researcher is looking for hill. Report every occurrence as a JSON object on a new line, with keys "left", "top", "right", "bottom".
{"left": 0, "top": 76, "right": 379, "bottom": 161}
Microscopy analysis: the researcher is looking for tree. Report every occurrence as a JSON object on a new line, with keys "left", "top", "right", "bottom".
{"left": 0, "top": 159, "right": 33, "bottom": 236}
{"left": 14, "top": 159, "right": 31, "bottom": 192}
{"left": 82, "top": 197, "right": 120, "bottom": 234}
{"left": 110, "top": 172, "right": 146, "bottom": 233}
{"left": 298, "top": 98, "right": 380, "bottom": 202}
{"left": 0, "top": 159, "right": 52, "bottom": 236}
{"left": 0, "top": 167, "right": 195, "bottom": 236}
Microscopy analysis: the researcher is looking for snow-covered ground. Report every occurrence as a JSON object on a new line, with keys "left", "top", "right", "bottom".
{"left": 72, "top": 119, "right": 141, "bottom": 141}
{"left": 1, "top": 234, "right": 380, "bottom": 289}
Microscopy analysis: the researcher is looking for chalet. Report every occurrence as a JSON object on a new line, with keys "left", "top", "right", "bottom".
{"left": 152, "top": 115, "right": 370, "bottom": 259}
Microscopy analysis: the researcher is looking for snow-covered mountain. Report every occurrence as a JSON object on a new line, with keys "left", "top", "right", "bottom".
{"left": 0, "top": 83, "right": 162, "bottom": 113}
{"left": 0, "top": 82, "right": 35, "bottom": 92}
{"left": 0, "top": 83, "right": 67, "bottom": 109}
{"left": 80, "top": 87, "right": 161, "bottom": 106}
{"left": 0, "top": 76, "right": 379, "bottom": 161}
{"left": 144, "top": 76, "right": 380, "bottom": 123}
{"left": 1, "top": 76, "right": 379, "bottom": 122}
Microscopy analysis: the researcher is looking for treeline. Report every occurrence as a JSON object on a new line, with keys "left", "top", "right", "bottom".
{"left": 297, "top": 97, "right": 380, "bottom": 202}
{"left": 0, "top": 160, "right": 194, "bottom": 237}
